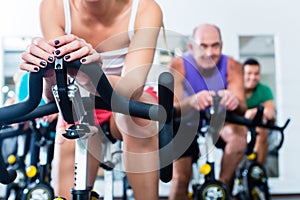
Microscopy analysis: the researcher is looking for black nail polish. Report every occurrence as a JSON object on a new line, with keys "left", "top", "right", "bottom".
{"left": 81, "top": 58, "right": 86, "bottom": 63}
{"left": 40, "top": 61, "right": 47, "bottom": 67}
{"left": 54, "top": 40, "right": 60, "bottom": 45}
{"left": 48, "top": 56, "right": 54, "bottom": 62}
{"left": 34, "top": 67, "right": 39, "bottom": 71}
{"left": 64, "top": 55, "right": 71, "bottom": 60}
{"left": 55, "top": 50, "right": 60, "bottom": 55}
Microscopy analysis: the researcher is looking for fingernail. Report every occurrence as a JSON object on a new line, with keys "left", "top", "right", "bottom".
{"left": 48, "top": 56, "right": 54, "bottom": 62}
{"left": 34, "top": 67, "right": 39, "bottom": 71}
{"left": 54, "top": 50, "right": 60, "bottom": 55}
{"left": 81, "top": 58, "right": 86, "bottom": 63}
{"left": 64, "top": 55, "right": 70, "bottom": 60}
{"left": 40, "top": 61, "right": 47, "bottom": 67}
{"left": 54, "top": 40, "right": 60, "bottom": 45}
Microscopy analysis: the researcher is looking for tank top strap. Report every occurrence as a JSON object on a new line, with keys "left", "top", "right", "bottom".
{"left": 63, "top": 0, "right": 72, "bottom": 34}
{"left": 128, "top": 0, "right": 140, "bottom": 40}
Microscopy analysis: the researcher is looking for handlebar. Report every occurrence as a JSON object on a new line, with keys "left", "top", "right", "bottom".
{"left": 0, "top": 59, "right": 174, "bottom": 184}
{"left": 0, "top": 69, "right": 48, "bottom": 184}
{"left": 175, "top": 96, "right": 290, "bottom": 154}
{"left": 0, "top": 124, "right": 32, "bottom": 141}
{"left": 49, "top": 59, "right": 174, "bottom": 182}
{"left": 50, "top": 59, "right": 166, "bottom": 121}
{"left": 0, "top": 70, "right": 46, "bottom": 125}
{"left": 225, "top": 112, "right": 290, "bottom": 133}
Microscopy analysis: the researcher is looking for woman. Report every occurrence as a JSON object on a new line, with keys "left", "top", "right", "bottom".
{"left": 20, "top": 0, "right": 163, "bottom": 199}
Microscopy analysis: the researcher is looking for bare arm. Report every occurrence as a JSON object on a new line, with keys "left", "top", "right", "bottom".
{"left": 20, "top": 0, "right": 163, "bottom": 102}
{"left": 167, "top": 57, "right": 186, "bottom": 116}
{"left": 20, "top": 0, "right": 66, "bottom": 102}
{"left": 224, "top": 57, "right": 247, "bottom": 115}
{"left": 263, "top": 100, "right": 276, "bottom": 121}
{"left": 110, "top": 0, "right": 163, "bottom": 100}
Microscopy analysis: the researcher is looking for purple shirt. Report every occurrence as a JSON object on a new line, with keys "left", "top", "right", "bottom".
{"left": 182, "top": 52, "right": 228, "bottom": 98}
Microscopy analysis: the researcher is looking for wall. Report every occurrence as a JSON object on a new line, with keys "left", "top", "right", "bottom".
{"left": 0, "top": 0, "right": 299, "bottom": 194}
{"left": 0, "top": 0, "right": 42, "bottom": 101}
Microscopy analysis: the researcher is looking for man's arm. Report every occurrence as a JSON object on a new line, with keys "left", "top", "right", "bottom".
{"left": 263, "top": 100, "right": 276, "bottom": 121}
{"left": 167, "top": 57, "right": 197, "bottom": 116}
{"left": 226, "top": 57, "right": 247, "bottom": 115}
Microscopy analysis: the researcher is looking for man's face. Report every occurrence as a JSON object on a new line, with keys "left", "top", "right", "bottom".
{"left": 244, "top": 64, "right": 260, "bottom": 90}
{"left": 190, "top": 26, "right": 222, "bottom": 70}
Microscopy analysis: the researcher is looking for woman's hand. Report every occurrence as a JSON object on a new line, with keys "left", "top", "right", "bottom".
{"left": 20, "top": 37, "right": 56, "bottom": 72}
{"left": 48, "top": 34, "right": 101, "bottom": 64}
{"left": 20, "top": 35, "right": 102, "bottom": 73}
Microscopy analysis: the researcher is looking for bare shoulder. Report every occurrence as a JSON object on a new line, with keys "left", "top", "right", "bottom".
{"left": 40, "top": 0, "right": 63, "bottom": 12}
{"left": 136, "top": 0, "right": 163, "bottom": 27}
{"left": 168, "top": 57, "right": 185, "bottom": 77}
{"left": 40, "top": 0, "right": 65, "bottom": 38}
{"left": 227, "top": 56, "right": 242, "bottom": 68}
{"left": 227, "top": 56, "right": 242, "bottom": 73}
{"left": 139, "top": 0, "right": 162, "bottom": 13}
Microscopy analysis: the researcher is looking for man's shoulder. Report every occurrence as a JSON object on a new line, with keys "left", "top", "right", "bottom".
{"left": 167, "top": 56, "right": 186, "bottom": 77}
{"left": 224, "top": 55, "right": 242, "bottom": 73}
{"left": 225, "top": 55, "right": 242, "bottom": 67}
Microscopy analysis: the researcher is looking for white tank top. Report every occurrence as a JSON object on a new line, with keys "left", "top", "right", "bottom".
{"left": 63, "top": 0, "right": 139, "bottom": 75}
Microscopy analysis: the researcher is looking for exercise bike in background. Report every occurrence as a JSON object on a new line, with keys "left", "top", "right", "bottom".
{"left": 0, "top": 124, "right": 31, "bottom": 200}
{"left": 230, "top": 107, "right": 290, "bottom": 200}
{"left": 0, "top": 118, "right": 57, "bottom": 200}
{"left": 182, "top": 95, "right": 290, "bottom": 200}
{"left": 22, "top": 119, "right": 57, "bottom": 200}
{"left": 191, "top": 95, "right": 230, "bottom": 200}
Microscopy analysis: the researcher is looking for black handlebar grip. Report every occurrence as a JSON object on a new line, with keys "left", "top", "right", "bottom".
{"left": 10, "top": 102, "right": 58, "bottom": 125}
{"left": 158, "top": 72, "right": 174, "bottom": 183}
{"left": 0, "top": 69, "right": 45, "bottom": 124}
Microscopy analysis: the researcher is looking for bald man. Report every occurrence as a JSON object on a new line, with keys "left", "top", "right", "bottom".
{"left": 167, "top": 24, "right": 247, "bottom": 199}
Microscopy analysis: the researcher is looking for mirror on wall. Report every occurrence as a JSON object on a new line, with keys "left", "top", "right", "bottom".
{"left": 239, "top": 35, "right": 279, "bottom": 178}
{"left": 1, "top": 36, "right": 31, "bottom": 105}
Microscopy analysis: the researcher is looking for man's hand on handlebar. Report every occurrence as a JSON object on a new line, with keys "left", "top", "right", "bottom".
{"left": 217, "top": 89, "right": 240, "bottom": 111}
{"left": 193, "top": 90, "right": 215, "bottom": 111}
{"left": 192, "top": 89, "right": 239, "bottom": 111}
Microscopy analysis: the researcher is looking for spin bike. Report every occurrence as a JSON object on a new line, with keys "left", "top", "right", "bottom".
{"left": 21, "top": 118, "right": 57, "bottom": 200}
{"left": 0, "top": 58, "right": 175, "bottom": 200}
{"left": 0, "top": 124, "right": 32, "bottom": 200}
{"left": 0, "top": 66, "right": 59, "bottom": 198}
{"left": 179, "top": 95, "right": 290, "bottom": 200}
{"left": 227, "top": 107, "right": 290, "bottom": 200}
{"left": 190, "top": 95, "right": 230, "bottom": 200}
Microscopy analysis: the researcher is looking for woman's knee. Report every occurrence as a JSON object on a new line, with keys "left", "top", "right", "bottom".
{"left": 113, "top": 112, "right": 158, "bottom": 139}
{"left": 113, "top": 90, "right": 158, "bottom": 139}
